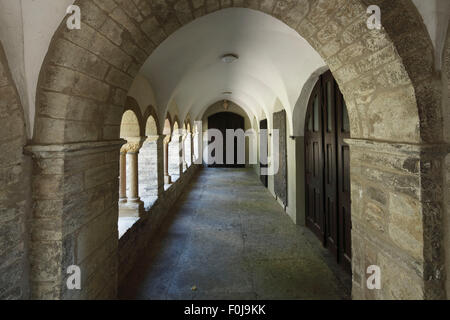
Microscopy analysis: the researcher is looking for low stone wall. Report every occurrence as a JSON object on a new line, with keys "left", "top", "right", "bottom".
{"left": 118, "top": 164, "right": 201, "bottom": 288}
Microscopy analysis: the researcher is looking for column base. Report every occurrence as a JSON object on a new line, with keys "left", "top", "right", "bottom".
{"left": 119, "top": 198, "right": 127, "bottom": 204}
{"left": 119, "top": 200, "right": 144, "bottom": 218}
{"left": 164, "top": 175, "right": 172, "bottom": 184}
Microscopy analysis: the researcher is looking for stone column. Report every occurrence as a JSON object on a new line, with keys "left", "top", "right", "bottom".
{"left": 156, "top": 135, "right": 165, "bottom": 196}
{"left": 190, "top": 131, "right": 194, "bottom": 165}
{"left": 120, "top": 138, "right": 145, "bottom": 218}
{"left": 346, "top": 138, "right": 449, "bottom": 300}
{"left": 119, "top": 152, "right": 127, "bottom": 203}
{"left": 181, "top": 132, "right": 188, "bottom": 172}
{"left": 164, "top": 135, "right": 172, "bottom": 184}
{"left": 128, "top": 151, "right": 140, "bottom": 203}
{"left": 176, "top": 133, "right": 183, "bottom": 176}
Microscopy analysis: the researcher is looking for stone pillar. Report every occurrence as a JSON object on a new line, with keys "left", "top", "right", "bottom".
{"left": 25, "top": 140, "right": 124, "bottom": 300}
{"left": 176, "top": 133, "right": 183, "bottom": 176}
{"left": 346, "top": 138, "right": 449, "bottom": 300}
{"left": 119, "top": 152, "right": 127, "bottom": 203}
{"left": 181, "top": 132, "right": 188, "bottom": 172}
{"left": 190, "top": 132, "right": 194, "bottom": 165}
{"left": 164, "top": 135, "right": 171, "bottom": 184}
{"left": 120, "top": 138, "right": 145, "bottom": 218}
{"left": 156, "top": 135, "right": 165, "bottom": 196}
{"left": 128, "top": 152, "right": 140, "bottom": 203}
{"left": 193, "top": 130, "right": 201, "bottom": 164}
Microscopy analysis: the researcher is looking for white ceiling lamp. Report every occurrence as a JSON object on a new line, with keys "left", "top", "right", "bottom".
{"left": 221, "top": 53, "right": 239, "bottom": 63}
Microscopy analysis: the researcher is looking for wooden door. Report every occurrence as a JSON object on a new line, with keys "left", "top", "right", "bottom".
{"left": 322, "top": 71, "right": 338, "bottom": 259}
{"left": 260, "top": 119, "right": 268, "bottom": 188}
{"left": 208, "top": 112, "right": 245, "bottom": 168}
{"left": 305, "top": 80, "right": 325, "bottom": 242}
{"left": 304, "top": 70, "right": 352, "bottom": 273}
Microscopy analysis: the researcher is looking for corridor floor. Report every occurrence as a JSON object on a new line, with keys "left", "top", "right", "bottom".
{"left": 119, "top": 168, "right": 351, "bottom": 300}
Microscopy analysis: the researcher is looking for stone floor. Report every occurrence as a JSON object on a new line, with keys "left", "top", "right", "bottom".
{"left": 119, "top": 168, "right": 351, "bottom": 300}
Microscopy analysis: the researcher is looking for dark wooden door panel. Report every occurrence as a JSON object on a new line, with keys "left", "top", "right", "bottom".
{"left": 260, "top": 119, "right": 268, "bottom": 188}
{"left": 322, "top": 71, "right": 338, "bottom": 259}
{"left": 208, "top": 112, "right": 245, "bottom": 168}
{"left": 337, "top": 90, "right": 352, "bottom": 274}
{"left": 304, "top": 70, "right": 352, "bottom": 274}
{"left": 305, "top": 80, "right": 325, "bottom": 242}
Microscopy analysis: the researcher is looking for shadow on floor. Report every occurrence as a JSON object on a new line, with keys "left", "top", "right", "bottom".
{"left": 119, "top": 168, "right": 351, "bottom": 300}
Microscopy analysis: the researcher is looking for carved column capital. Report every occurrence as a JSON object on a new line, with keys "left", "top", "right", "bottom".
{"left": 120, "top": 137, "right": 146, "bottom": 153}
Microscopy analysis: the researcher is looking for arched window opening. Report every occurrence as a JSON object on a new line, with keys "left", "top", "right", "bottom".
{"left": 168, "top": 121, "right": 181, "bottom": 182}
{"left": 118, "top": 110, "right": 143, "bottom": 238}
{"left": 138, "top": 115, "right": 159, "bottom": 209}
{"left": 185, "top": 122, "right": 193, "bottom": 168}
{"left": 163, "top": 117, "right": 172, "bottom": 186}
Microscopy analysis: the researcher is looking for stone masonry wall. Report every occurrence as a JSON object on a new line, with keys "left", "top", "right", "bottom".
{"left": 0, "top": 41, "right": 31, "bottom": 299}
{"left": 27, "top": 141, "right": 122, "bottom": 299}
{"left": 443, "top": 23, "right": 450, "bottom": 297}
{"left": 349, "top": 140, "right": 446, "bottom": 299}
{"left": 119, "top": 164, "right": 200, "bottom": 288}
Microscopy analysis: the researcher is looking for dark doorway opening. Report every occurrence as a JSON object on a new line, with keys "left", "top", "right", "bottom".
{"left": 304, "top": 70, "right": 352, "bottom": 274}
{"left": 259, "top": 119, "right": 268, "bottom": 188}
{"left": 208, "top": 112, "right": 246, "bottom": 168}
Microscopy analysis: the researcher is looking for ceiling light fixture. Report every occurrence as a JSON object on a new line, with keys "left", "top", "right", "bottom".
{"left": 221, "top": 53, "right": 239, "bottom": 63}
{"left": 222, "top": 91, "right": 232, "bottom": 95}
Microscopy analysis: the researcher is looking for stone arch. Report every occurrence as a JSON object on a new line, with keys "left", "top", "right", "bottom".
{"left": 143, "top": 105, "right": 160, "bottom": 136}
{"left": 172, "top": 116, "right": 180, "bottom": 133}
{"left": 139, "top": 105, "right": 160, "bottom": 207}
{"left": 120, "top": 110, "right": 141, "bottom": 139}
{"left": 168, "top": 115, "right": 181, "bottom": 181}
{"left": 34, "top": 0, "right": 438, "bottom": 145}
{"left": 124, "top": 97, "right": 145, "bottom": 137}
{"left": 163, "top": 113, "right": 173, "bottom": 136}
{"left": 0, "top": 40, "right": 30, "bottom": 300}
{"left": 30, "top": 0, "right": 447, "bottom": 300}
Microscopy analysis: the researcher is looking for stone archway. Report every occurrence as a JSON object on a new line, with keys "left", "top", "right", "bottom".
{"left": 139, "top": 106, "right": 161, "bottom": 208}
{"left": 30, "top": 0, "right": 447, "bottom": 299}
{"left": 168, "top": 117, "right": 181, "bottom": 181}
{"left": 0, "top": 40, "right": 30, "bottom": 300}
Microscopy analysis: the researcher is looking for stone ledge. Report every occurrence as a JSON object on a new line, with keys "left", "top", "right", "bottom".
{"left": 24, "top": 140, "right": 126, "bottom": 156}
{"left": 345, "top": 138, "right": 450, "bottom": 155}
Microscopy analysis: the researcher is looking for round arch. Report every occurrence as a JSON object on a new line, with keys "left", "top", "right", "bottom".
{"left": 143, "top": 105, "right": 161, "bottom": 136}
{"left": 33, "top": 1, "right": 438, "bottom": 145}
{"left": 30, "top": 0, "right": 446, "bottom": 300}
{"left": 124, "top": 96, "right": 145, "bottom": 137}
{"left": 172, "top": 115, "right": 181, "bottom": 133}
{"left": 163, "top": 112, "right": 173, "bottom": 136}
{"left": 120, "top": 110, "right": 140, "bottom": 138}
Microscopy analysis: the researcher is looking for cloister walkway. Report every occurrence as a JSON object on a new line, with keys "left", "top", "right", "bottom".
{"left": 119, "top": 168, "right": 351, "bottom": 300}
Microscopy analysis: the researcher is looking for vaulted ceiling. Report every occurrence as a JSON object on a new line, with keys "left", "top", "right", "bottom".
{"left": 139, "top": 8, "right": 326, "bottom": 123}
